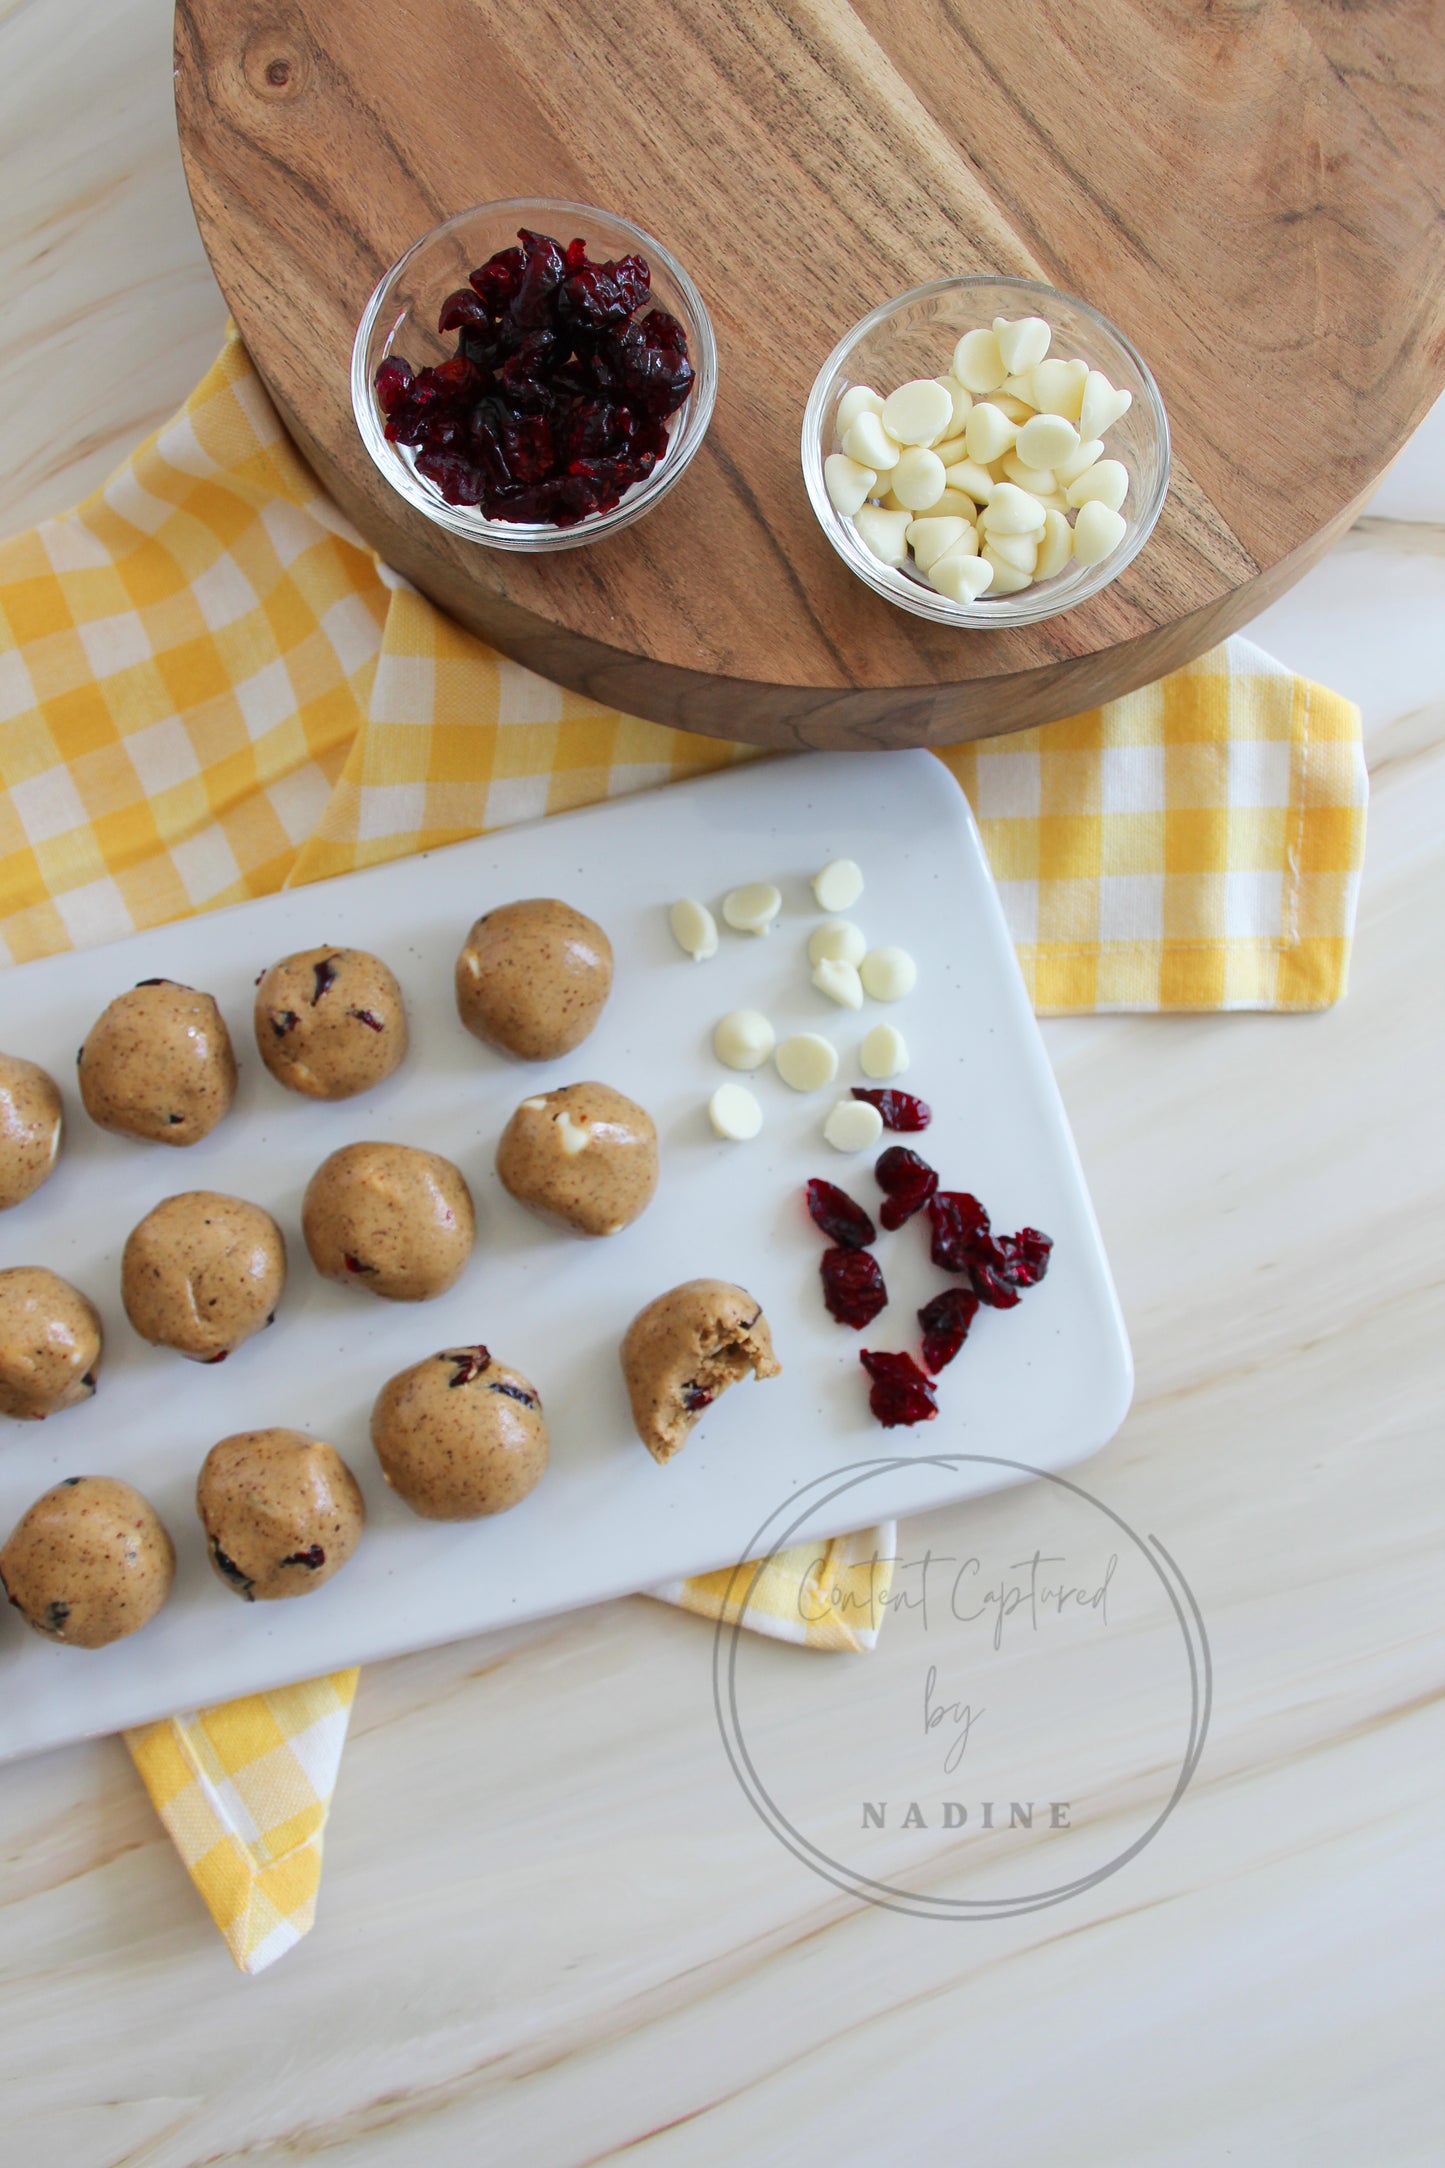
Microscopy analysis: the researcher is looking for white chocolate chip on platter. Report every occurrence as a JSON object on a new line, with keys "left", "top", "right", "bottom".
{"left": 809, "top": 918, "right": 867, "bottom": 967}
{"left": 775, "top": 1033, "right": 839, "bottom": 1092}
{"left": 812, "top": 957, "right": 864, "bottom": 1009}
{"left": 813, "top": 857, "right": 864, "bottom": 911}
{"left": 708, "top": 1083, "right": 763, "bottom": 1141}
{"left": 714, "top": 1008, "right": 775, "bottom": 1069}
{"left": 721, "top": 881, "right": 782, "bottom": 935}
{"left": 823, "top": 1098, "right": 885, "bottom": 1154}
{"left": 860, "top": 947, "right": 917, "bottom": 1001}
{"left": 860, "top": 1022, "right": 909, "bottom": 1079}
{"left": 669, "top": 897, "right": 718, "bottom": 961}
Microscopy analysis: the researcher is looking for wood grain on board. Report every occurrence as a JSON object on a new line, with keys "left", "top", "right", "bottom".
{"left": 174, "top": 0, "right": 1445, "bottom": 747}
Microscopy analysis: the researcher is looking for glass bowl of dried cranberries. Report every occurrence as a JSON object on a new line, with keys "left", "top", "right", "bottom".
{"left": 801, "top": 274, "right": 1169, "bottom": 626}
{"left": 352, "top": 199, "right": 718, "bottom": 551}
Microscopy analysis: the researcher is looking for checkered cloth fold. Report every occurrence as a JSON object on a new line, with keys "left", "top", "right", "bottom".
{"left": 1, "top": 331, "right": 1366, "bottom": 1970}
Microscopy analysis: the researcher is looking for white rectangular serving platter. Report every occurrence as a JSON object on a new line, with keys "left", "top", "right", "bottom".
{"left": 0, "top": 752, "right": 1131, "bottom": 1763}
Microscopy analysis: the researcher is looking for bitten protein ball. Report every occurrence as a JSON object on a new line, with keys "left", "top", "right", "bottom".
{"left": 370, "top": 1345, "right": 548, "bottom": 1520}
{"left": 78, "top": 979, "right": 237, "bottom": 1145}
{"left": 455, "top": 899, "right": 613, "bottom": 1061}
{"left": 122, "top": 1192, "right": 285, "bottom": 1363}
{"left": 0, "top": 1476, "right": 175, "bottom": 1647}
{"left": 620, "top": 1279, "right": 780, "bottom": 1463}
{"left": 197, "top": 1428, "right": 365, "bottom": 1602}
{"left": 0, "top": 1053, "right": 64, "bottom": 1210}
{"left": 253, "top": 946, "right": 408, "bottom": 1100}
{"left": 0, "top": 1266, "right": 102, "bottom": 1421}
{"left": 496, "top": 1082, "right": 657, "bottom": 1237}
{"left": 302, "top": 1141, "right": 475, "bottom": 1300}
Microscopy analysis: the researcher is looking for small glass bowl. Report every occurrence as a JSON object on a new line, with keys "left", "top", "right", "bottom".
{"left": 351, "top": 198, "right": 718, "bottom": 553}
{"left": 801, "top": 275, "right": 1169, "bottom": 627}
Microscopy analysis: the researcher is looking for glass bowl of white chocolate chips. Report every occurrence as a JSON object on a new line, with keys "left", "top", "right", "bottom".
{"left": 801, "top": 275, "right": 1169, "bottom": 626}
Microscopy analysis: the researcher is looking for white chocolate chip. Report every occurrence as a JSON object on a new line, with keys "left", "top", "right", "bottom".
{"left": 981, "top": 545, "right": 1033, "bottom": 595}
{"left": 556, "top": 1110, "right": 591, "bottom": 1155}
{"left": 808, "top": 918, "right": 867, "bottom": 967}
{"left": 812, "top": 957, "right": 864, "bottom": 1009}
{"left": 881, "top": 378, "right": 954, "bottom": 447}
{"left": 929, "top": 550, "right": 995, "bottom": 603}
{"left": 463, "top": 952, "right": 481, "bottom": 978}
{"left": 852, "top": 506, "right": 911, "bottom": 566}
{"left": 1078, "top": 370, "right": 1133, "bottom": 441}
{"left": 775, "top": 1033, "right": 839, "bottom": 1092}
{"left": 986, "top": 528, "right": 1039, "bottom": 574}
{"left": 860, "top": 1022, "right": 909, "bottom": 1079}
{"left": 965, "top": 401, "right": 1018, "bottom": 464}
{"left": 722, "top": 881, "right": 782, "bottom": 935}
{"left": 1033, "top": 507, "right": 1073, "bottom": 581}
{"left": 952, "top": 327, "right": 1007, "bottom": 395}
{"left": 709, "top": 1082, "right": 763, "bottom": 1141}
{"left": 981, "top": 482, "right": 1047, "bottom": 536}
{"left": 824, "top": 1098, "right": 884, "bottom": 1154}
{"left": 842, "top": 412, "right": 900, "bottom": 472}
{"left": 824, "top": 453, "right": 877, "bottom": 516}
{"left": 1001, "top": 453, "right": 1056, "bottom": 495}
{"left": 1065, "top": 458, "right": 1129, "bottom": 513}
{"left": 992, "top": 315, "right": 1051, "bottom": 375}
{"left": 812, "top": 857, "right": 864, "bottom": 911}
{"left": 1030, "top": 357, "right": 1088, "bottom": 419}
{"left": 942, "top": 457, "right": 997, "bottom": 506}
{"left": 1016, "top": 413, "right": 1079, "bottom": 470}
{"left": 890, "top": 446, "right": 947, "bottom": 512}
{"left": 874, "top": 490, "right": 907, "bottom": 515}
{"left": 999, "top": 372, "right": 1041, "bottom": 404}
{"left": 836, "top": 384, "right": 884, "bottom": 433}
{"left": 860, "top": 946, "right": 917, "bottom": 1001}
{"left": 1054, "top": 436, "right": 1104, "bottom": 487}
{"left": 520, "top": 1096, "right": 550, "bottom": 1111}
{"left": 1071, "top": 499, "right": 1128, "bottom": 565}
{"left": 935, "top": 377, "right": 974, "bottom": 433}
{"left": 714, "top": 1009, "right": 775, "bottom": 1070}
{"left": 669, "top": 897, "right": 718, "bottom": 960}
{"left": 929, "top": 434, "right": 967, "bottom": 472}
{"left": 931, "top": 486, "right": 981, "bottom": 519}
{"left": 906, "top": 515, "right": 974, "bottom": 572}
{"left": 984, "top": 392, "right": 1035, "bottom": 424}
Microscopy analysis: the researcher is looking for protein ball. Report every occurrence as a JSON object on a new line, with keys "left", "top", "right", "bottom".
{"left": 0, "top": 1266, "right": 102, "bottom": 1421}
{"left": 496, "top": 1082, "right": 658, "bottom": 1237}
{"left": 455, "top": 898, "right": 613, "bottom": 1061}
{"left": 620, "top": 1278, "right": 781, "bottom": 1463}
{"left": 121, "top": 1192, "right": 285, "bottom": 1363}
{"left": 0, "top": 1053, "right": 64, "bottom": 1210}
{"left": 0, "top": 1476, "right": 175, "bottom": 1647}
{"left": 78, "top": 979, "right": 237, "bottom": 1145}
{"left": 197, "top": 1429, "right": 365, "bottom": 1602}
{"left": 370, "top": 1345, "right": 549, "bottom": 1520}
{"left": 302, "top": 1141, "right": 475, "bottom": 1301}
{"left": 254, "top": 946, "right": 408, "bottom": 1100}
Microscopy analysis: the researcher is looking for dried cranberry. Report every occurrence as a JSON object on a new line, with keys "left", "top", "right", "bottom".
{"left": 875, "top": 1145, "right": 938, "bottom": 1230}
{"left": 444, "top": 1346, "right": 490, "bottom": 1386}
{"left": 280, "top": 1546, "right": 326, "bottom": 1570}
{"left": 851, "top": 1088, "right": 932, "bottom": 1131}
{"left": 468, "top": 245, "right": 525, "bottom": 309}
{"left": 805, "top": 1178, "right": 876, "bottom": 1250}
{"left": 821, "top": 1247, "right": 888, "bottom": 1330}
{"left": 348, "top": 1007, "right": 384, "bottom": 1031}
{"left": 510, "top": 229, "right": 566, "bottom": 328}
{"left": 343, "top": 1253, "right": 376, "bottom": 1276}
{"left": 681, "top": 1383, "right": 713, "bottom": 1412}
{"left": 489, "top": 1380, "right": 539, "bottom": 1407}
{"left": 438, "top": 287, "right": 487, "bottom": 333}
{"left": 560, "top": 252, "right": 651, "bottom": 329}
{"left": 928, "top": 1190, "right": 995, "bottom": 1273}
{"left": 311, "top": 956, "right": 339, "bottom": 1003}
{"left": 374, "top": 357, "right": 414, "bottom": 414}
{"left": 918, "top": 1287, "right": 980, "bottom": 1373}
{"left": 270, "top": 1009, "right": 298, "bottom": 1038}
{"left": 860, "top": 1349, "right": 938, "bottom": 1428}
{"left": 999, "top": 1227, "right": 1053, "bottom": 1287}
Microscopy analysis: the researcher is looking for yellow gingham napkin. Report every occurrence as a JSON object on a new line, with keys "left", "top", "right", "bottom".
{"left": 0, "top": 331, "right": 1366, "bottom": 1970}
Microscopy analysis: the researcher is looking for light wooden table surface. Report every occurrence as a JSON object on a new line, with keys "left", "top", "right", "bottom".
{"left": 1, "top": 3, "right": 1441, "bottom": 2162}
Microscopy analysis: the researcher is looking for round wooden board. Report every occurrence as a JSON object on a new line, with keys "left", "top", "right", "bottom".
{"left": 175, "top": 0, "right": 1445, "bottom": 750}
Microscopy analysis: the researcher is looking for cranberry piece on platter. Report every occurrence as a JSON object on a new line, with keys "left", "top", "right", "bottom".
{"left": 851, "top": 1088, "right": 932, "bottom": 1132}
{"left": 806, "top": 1178, "right": 877, "bottom": 1250}
{"left": 875, "top": 1145, "right": 938, "bottom": 1230}
{"left": 860, "top": 1349, "right": 939, "bottom": 1428}
{"left": 821, "top": 1247, "right": 888, "bottom": 1330}
{"left": 918, "top": 1287, "right": 981, "bottom": 1373}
